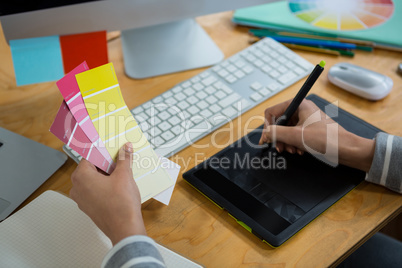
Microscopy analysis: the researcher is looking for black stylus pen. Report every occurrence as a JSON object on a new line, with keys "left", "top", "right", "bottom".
{"left": 275, "top": 60, "right": 326, "bottom": 126}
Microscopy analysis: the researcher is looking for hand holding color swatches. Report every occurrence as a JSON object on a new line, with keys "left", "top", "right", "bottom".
{"left": 51, "top": 62, "right": 175, "bottom": 203}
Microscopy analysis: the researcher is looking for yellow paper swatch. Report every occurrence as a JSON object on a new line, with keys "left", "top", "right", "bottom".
{"left": 76, "top": 63, "right": 173, "bottom": 203}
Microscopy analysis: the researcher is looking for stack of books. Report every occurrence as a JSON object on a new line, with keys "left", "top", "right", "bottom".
{"left": 233, "top": 0, "right": 402, "bottom": 57}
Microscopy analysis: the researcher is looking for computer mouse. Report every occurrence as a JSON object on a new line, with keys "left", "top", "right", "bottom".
{"left": 328, "top": 62, "right": 393, "bottom": 101}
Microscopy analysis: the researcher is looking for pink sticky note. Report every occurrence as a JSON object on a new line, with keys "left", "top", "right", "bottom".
{"left": 50, "top": 101, "right": 113, "bottom": 173}
{"left": 56, "top": 61, "right": 114, "bottom": 168}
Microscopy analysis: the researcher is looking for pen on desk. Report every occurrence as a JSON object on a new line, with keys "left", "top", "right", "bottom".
{"left": 275, "top": 60, "right": 325, "bottom": 126}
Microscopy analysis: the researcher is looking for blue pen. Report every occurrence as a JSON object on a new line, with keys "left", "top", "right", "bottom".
{"left": 270, "top": 36, "right": 356, "bottom": 50}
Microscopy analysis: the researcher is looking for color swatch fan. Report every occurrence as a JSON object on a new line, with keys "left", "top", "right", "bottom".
{"left": 50, "top": 62, "right": 179, "bottom": 205}
{"left": 289, "top": 0, "right": 394, "bottom": 31}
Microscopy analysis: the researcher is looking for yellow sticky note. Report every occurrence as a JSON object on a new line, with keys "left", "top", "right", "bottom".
{"left": 76, "top": 63, "right": 173, "bottom": 203}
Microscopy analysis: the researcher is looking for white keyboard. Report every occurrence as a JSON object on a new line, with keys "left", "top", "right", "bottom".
{"left": 64, "top": 37, "right": 313, "bottom": 162}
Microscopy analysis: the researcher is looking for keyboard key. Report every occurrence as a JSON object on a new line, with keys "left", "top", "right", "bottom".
{"left": 149, "top": 127, "right": 162, "bottom": 137}
{"left": 172, "top": 86, "right": 182, "bottom": 93}
{"left": 165, "top": 97, "right": 177, "bottom": 104}
{"left": 212, "top": 65, "right": 221, "bottom": 72}
{"left": 136, "top": 112, "right": 148, "bottom": 121}
{"left": 269, "top": 70, "right": 280, "bottom": 78}
{"left": 184, "top": 87, "right": 196, "bottom": 96}
{"left": 235, "top": 60, "right": 246, "bottom": 68}
{"left": 187, "top": 106, "right": 200, "bottom": 115}
{"left": 220, "top": 84, "right": 233, "bottom": 94}
{"left": 191, "top": 76, "right": 201, "bottom": 83}
{"left": 171, "top": 125, "right": 184, "bottom": 136}
{"left": 192, "top": 83, "right": 204, "bottom": 91}
{"left": 278, "top": 72, "right": 297, "bottom": 85}
{"left": 267, "top": 82, "right": 280, "bottom": 92}
{"left": 142, "top": 101, "right": 152, "bottom": 109}
{"left": 162, "top": 90, "right": 173, "bottom": 99}
{"left": 139, "top": 121, "right": 150, "bottom": 132}
{"left": 159, "top": 122, "right": 172, "bottom": 131}
{"left": 200, "top": 71, "right": 210, "bottom": 78}
{"left": 226, "top": 65, "right": 237, "bottom": 73}
{"left": 254, "top": 59, "right": 264, "bottom": 67}
{"left": 222, "top": 106, "right": 237, "bottom": 118}
{"left": 161, "top": 131, "right": 175, "bottom": 142}
{"left": 232, "top": 98, "right": 251, "bottom": 111}
{"left": 205, "top": 86, "right": 216, "bottom": 94}
{"left": 234, "top": 70, "right": 245, "bottom": 79}
{"left": 250, "top": 92, "right": 263, "bottom": 102}
{"left": 218, "top": 69, "right": 229, "bottom": 77}
{"left": 148, "top": 117, "right": 161, "bottom": 126}
{"left": 294, "top": 58, "right": 312, "bottom": 70}
{"left": 269, "top": 60, "right": 280, "bottom": 68}
{"left": 209, "top": 104, "right": 221, "bottom": 113}
{"left": 201, "top": 76, "right": 217, "bottom": 86}
{"left": 187, "top": 96, "right": 199, "bottom": 105}
{"left": 153, "top": 136, "right": 165, "bottom": 147}
{"left": 181, "top": 81, "right": 191, "bottom": 88}
{"left": 242, "top": 65, "right": 254, "bottom": 74}
{"left": 196, "top": 91, "right": 208, "bottom": 99}
{"left": 225, "top": 75, "right": 237, "bottom": 84}
{"left": 152, "top": 96, "right": 163, "bottom": 104}
{"left": 206, "top": 95, "right": 218, "bottom": 104}
{"left": 246, "top": 54, "right": 257, "bottom": 62}
{"left": 174, "top": 92, "right": 186, "bottom": 101}
{"left": 294, "top": 67, "right": 304, "bottom": 75}
{"left": 158, "top": 111, "right": 171, "bottom": 121}
{"left": 167, "top": 105, "right": 180, "bottom": 115}
{"left": 177, "top": 100, "right": 190, "bottom": 110}
{"left": 200, "top": 109, "right": 213, "bottom": 118}
{"left": 196, "top": 100, "right": 209, "bottom": 110}
{"left": 214, "top": 90, "right": 226, "bottom": 99}
{"left": 210, "top": 113, "right": 227, "bottom": 126}
{"left": 261, "top": 65, "right": 272, "bottom": 73}
{"left": 259, "top": 88, "right": 271, "bottom": 96}
{"left": 277, "top": 66, "right": 288, "bottom": 74}
{"left": 168, "top": 116, "right": 181, "bottom": 126}
{"left": 218, "top": 93, "right": 241, "bottom": 108}
{"left": 250, "top": 82, "right": 262, "bottom": 91}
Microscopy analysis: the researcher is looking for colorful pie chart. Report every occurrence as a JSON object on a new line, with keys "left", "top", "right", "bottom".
{"left": 289, "top": 0, "right": 394, "bottom": 31}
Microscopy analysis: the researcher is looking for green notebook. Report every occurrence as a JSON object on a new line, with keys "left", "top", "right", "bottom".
{"left": 234, "top": 0, "right": 402, "bottom": 49}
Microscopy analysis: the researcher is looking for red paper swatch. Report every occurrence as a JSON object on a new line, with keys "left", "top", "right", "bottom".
{"left": 60, "top": 31, "right": 108, "bottom": 73}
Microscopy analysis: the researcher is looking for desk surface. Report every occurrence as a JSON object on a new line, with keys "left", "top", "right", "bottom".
{"left": 1, "top": 11, "right": 401, "bottom": 268}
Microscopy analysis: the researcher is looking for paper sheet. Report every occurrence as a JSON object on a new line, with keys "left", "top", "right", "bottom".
{"left": 153, "top": 156, "right": 181, "bottom": 205}
{"left": 60, "top": 31, "right": 108, "bottom": 73}
{"left": 75, "top": 63, "right": 173, "bottom": 203}
{"left": 0, "top": 191, "right": 203, "bottom": 268}
{"left": 50, "top": 101, "right": 111, "bottom": 173}
{"left": 56, "top": 61, "right": 115, "bottom": 172}
{"left": 10, "top": 35, "right": 64, "bottom": 86}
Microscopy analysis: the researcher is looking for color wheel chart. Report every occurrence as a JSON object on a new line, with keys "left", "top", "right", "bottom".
{"left": 288, "top": 0, "right": 394, "bottom": 31}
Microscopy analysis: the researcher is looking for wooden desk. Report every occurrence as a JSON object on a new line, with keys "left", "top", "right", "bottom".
{"left": 1, "top": 11, "right": 401, "bottom": 267}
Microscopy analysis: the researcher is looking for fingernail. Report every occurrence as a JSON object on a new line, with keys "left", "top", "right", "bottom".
{"left": 276, "top": 146, "right": 281, "bottom": 153}
{"left": 287, "top": 147, "right": 293, "bottom": 154}
{"left": 124, "top": 143, "right": 133, "bottom": 153}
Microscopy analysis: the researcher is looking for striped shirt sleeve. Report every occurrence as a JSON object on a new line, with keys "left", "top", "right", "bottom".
{"left": 102, "top": 235, "right": 166, "bottom": 268}
{"left": 366, "top": 132, "right": 402, "bottom": 194}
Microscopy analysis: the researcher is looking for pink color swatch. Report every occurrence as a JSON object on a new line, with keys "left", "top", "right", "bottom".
{"left": 50, "top": 102, "right": 113, "bottom": 173}
{"left": 56, "top": 61, "right": 114, "bottom": 170}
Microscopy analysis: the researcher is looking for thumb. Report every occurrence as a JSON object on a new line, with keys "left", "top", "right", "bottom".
{"left": 115, "top": 142, "right": 134, "bottom": 173}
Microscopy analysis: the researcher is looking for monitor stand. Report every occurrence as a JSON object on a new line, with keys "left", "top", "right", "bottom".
{"left": 121, "top": 19, "right": 224, "bottom": 79}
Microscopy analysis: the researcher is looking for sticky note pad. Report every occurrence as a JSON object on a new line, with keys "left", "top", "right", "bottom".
{"left": 56, "top": 62, "right": 115, "bottom": 172}
{"left": 60, "top": 31, "right": 108, "bottom": 74}
{"left": 76, "top": 63, "right": 173, "bottom": 203}
{"left": 10, "top": 35, "right": 64, "bottom": 86}
{"left": 50, "top": 101, "right": 112, "bottom": 173}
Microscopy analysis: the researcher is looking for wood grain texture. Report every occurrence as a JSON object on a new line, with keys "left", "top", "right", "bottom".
{"left": 1, "top": 11, "right": 401, "bottom": 268}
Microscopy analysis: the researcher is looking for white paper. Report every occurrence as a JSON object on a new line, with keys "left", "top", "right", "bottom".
{"left": 153, "top": 156, "right": 181, "bottom": 205}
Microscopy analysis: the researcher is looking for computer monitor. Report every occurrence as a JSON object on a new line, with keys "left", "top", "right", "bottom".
{"left": 0, "top": 0, "right": 274, "bottom": 79}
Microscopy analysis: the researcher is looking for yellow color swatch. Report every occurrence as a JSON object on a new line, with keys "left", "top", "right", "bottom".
{"left": 76, "top": 63, "right": 173, "bottom": 203}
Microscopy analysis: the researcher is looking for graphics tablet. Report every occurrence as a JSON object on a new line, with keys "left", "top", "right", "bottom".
{"left": 183, "top": 94, "right": 382, "bottom": 247}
